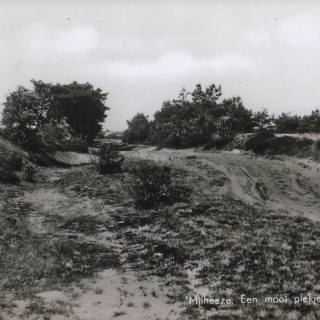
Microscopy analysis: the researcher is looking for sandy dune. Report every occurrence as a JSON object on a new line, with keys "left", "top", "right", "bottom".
{"left": 130, "top": 147, "right": 320, "bottom": 221}
{"left": 2, "top": 147, "right": 320, "bottom": 319}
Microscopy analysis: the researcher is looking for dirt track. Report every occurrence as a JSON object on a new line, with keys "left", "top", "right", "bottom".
{"left": 3, "top": 148, "right": 320, "bottom": 319}
{"left": 131, "top": 147, "right": 320, "bottom": 221}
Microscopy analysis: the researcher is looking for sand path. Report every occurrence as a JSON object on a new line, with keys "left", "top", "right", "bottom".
{"left": 130, "top": 147, "right": 320, "bottom": 221}
{"left": 3, "top": 148, "right": 320, "bottom": 319}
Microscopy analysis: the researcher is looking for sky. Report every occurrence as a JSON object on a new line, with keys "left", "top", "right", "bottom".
{"left": 1, "top": 0, "right": 320, "bottom": 131}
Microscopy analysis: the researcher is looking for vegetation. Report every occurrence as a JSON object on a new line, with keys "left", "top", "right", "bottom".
{"left": 123, "top": 84, "right": 270, "bottom": 148}
{"left": 96, "top": 142, "right": 124, "bottom": 174}
{"left": 127, "top": 161, "right": 190, "bottom": 209}
{"left": 122, "top": 83, "right": 320, "bottom": 150}
{"left": 123, "top": 113, "right": 150, "bottom": 144}
{"left": 274, "top": 112, "right": 300, "bottom": 133}
{"left": 0, "top": 151, "right": 22, "bottom": 183}
{"left": 1, "top": 80, "right": 109, "bottom": 152}
{"left": 245, "top": 131, "right": 275, "bottom": 153}
{"left": 246, "top": 131, "right": 315, "bottom": 157}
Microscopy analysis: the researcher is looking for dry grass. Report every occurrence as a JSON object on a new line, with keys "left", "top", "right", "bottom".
{"left": 1, "top": 153, "right": 320, "bottom": 319}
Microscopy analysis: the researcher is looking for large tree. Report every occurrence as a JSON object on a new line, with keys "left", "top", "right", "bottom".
{"left": 2, "top": 80, "right": 109, "bottom": 148}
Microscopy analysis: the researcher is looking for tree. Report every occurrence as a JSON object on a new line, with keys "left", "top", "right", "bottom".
{"left": 1, "top": 80, "right": 109, "bottom": 149}
{"left": 274, "top": 112, "right": 300, "bottom": 133}
{"left": 253, "top": 108, "right": 274, "bottom": 130}
{"left": 220, "top": 97, "right": 255, "bottom": 132}
{"left": 1, "top": 84, "right": 53, "bottom": 148}
{"left": 48, "top": 81, "right": 109, "bottom": 141}
{"left": 123, "top": 113, "right": 150, "bottom": 144}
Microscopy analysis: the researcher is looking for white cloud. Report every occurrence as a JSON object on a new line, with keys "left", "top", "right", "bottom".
{"left": 278, "top": 14, "right": 320, "bottom": 48}
{"left": 95, "top": 51, "right": 262, "bottom": 81}
{"left": 29, "top": 26, "right": 98, "bottom": 55}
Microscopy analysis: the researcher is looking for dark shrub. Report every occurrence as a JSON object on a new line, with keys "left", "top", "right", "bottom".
{"left": 215, "top": 137, "right": 233, "bottom": 149}
{"left": 64, "top": 138, "right": 88, "bottom": 153}
{"left": 21, "top": 160, "right": 38, "bottom": 182}
{"left": 299, "top": 137, "right": 314, "bottom": 148}
{"left": 316, "top": 139, "right": 320, "bottom": 149}
{"left": 128, "top": 161, "right": 190, "bottom": 209}
{"left": 245, "top": 131, "right": 275, "bottom": 152}
{"left": 203, "top": 141, "right": 215, "bottom": 150}
{"left": 270, "top": 136, "right": 313, "bottom": 156}
{"left": 0, "top": 168, "right": 20, "bottom": 184}
{"left": 105, "top": 133, "right": 119, "bottom": 139}
{"left": 252, "top": 140, "right": 271, "bottom": 153}
{"left": 0, "top": 151, "right": 22, "bottom": 184}
{"left": 97, "top": 143, "right": 124, "bottom": 174}
{"left": 271, "top": 136, "right": 296, "bottom": 153}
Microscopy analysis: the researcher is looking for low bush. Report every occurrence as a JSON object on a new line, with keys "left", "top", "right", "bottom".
{"left": 63, "top": 138, "right": 88, "bottom": 153}
{"left": 252, "top": 139, "right": 271, "bottom": 153}
{"left": 21, "top": 160, "right": 38, "bottom": 182}
{"left": 246, "top": 133, "right": 315, "bottom": 156}
{"left": 97, "top": 143, "right": 124, "bottom": 174}
{"left": 105, "top": 132, "right": 119, "bottom": 139}
{"left": 0, "top": 151, "right": 22, "bottom": 184}
{"left": 215, "top": 137, "right": 233, "bottom": 149}
{"left": 270, "top": 136, "right": 313, "bottom": 156}
{"left": 128, "top": 161, "right": 190, "bottom": 209}
{"left": 245, "top": 131, "right": 275, "bottom": 152}
{"left": 203, "top": 141, "right": 215, "bottom": 150}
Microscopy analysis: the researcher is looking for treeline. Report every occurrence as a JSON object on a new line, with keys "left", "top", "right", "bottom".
{"left": 1, "top": 80, "right": 108, "bottom": 153}
{"left": 123, "top": 83, "right": 320, "bottom": 148}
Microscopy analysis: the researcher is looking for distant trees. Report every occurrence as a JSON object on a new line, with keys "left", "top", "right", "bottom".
{"left": 123, "top": 113, "right": 150, "bottom": 144}
{"left": 135, "top": 84, "right": 256, "bottom": 148}
{"left": 1, "top": 80, "right": 109, "bottom": 151}
{"left": 273, "top": 110, "right": 320, "bottom": 134}
{"left": 274, "top": 112, "right": 300, "bottom": 133}
{"left": 253, "top": 108, "right": 275, "bottom": 131}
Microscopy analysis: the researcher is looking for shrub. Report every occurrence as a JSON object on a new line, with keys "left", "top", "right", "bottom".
{"left": 245, "top": 131, "right": 275, "bottom": 152}
{"left": 21, "top": 160, "right": 38, "bottom": 182}
{"left": 63, "top": 138, "right": 88, "bottom": 153}
{"left": 97, "top": 142, "right": 124, "bottom": 174}
{"left": 105, "top": 132, "right": 119, "bottom": 139}
{"left": 270, "top": 136, "right": 313, "bottom": 156}
{"left": 203, "top": 141, "right": 216, "bottom": 150}
{"left": 316, "top": 139, "right": 320, "bottom": 149}
{"left": 128, "top": 161, "right": 190, "bottom": 209}
{"left": 0, "top": 151, "right": 22, "bottom": 184}
{"left": 252, "top": 140, "right": 271, "bottom": 153}
{"left": 215, "top": 137, "right": 233, "bottom": 149}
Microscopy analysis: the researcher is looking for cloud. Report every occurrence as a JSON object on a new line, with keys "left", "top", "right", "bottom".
{"left": 94, "top": 51, "right": 262, "bottom": 81}
{"left": 29, "top": 26, "right": 98, "bottom": 55}
{"left": 278, "top": 14, "right": 320, "bottom": 48}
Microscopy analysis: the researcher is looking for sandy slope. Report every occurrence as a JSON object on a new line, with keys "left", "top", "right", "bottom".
{"left": 130, "top": 147, "right": 320, "bottom": 222}
{"left": 2, "top": 147, "right": 320, "bottom": 319}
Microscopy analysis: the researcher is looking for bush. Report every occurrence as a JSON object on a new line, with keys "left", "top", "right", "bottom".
{"left": 215, "top": 137, "right": 233, "bottom": 149}
{"left": 316, "top": 139, "right": 320, "bottom": 149}
{"left": 105, "top": 133, "right": 119, "bottom": 139}
{"left": 271, "top": 136, "right": 313, "bottom": 156}
{"left": 252, "top": 140, "right": 271, "bottom": 153}
{"left": 21, "top": 160, "right": 38, "bottom": 182}
{"left": 63, "top": 138, "right": 88, "bottom": 153}
{"left": 245, "top": 131, "right": 275, "bottom": 152}
{"left": 128, "top": 161, "right": 190, "bottom": 209}
{"left": 0, "top": 151, "right": 22, "bottom": 184}
{"left": 97, "top": 143, "right": 124, "bottom": 174}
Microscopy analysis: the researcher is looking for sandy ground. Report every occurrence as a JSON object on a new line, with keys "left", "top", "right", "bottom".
{"left": 130, "top": 147, "right": 320, "bottom": 222}
{"left": 2, "top": 147, "right": 320, "bottom": 319}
